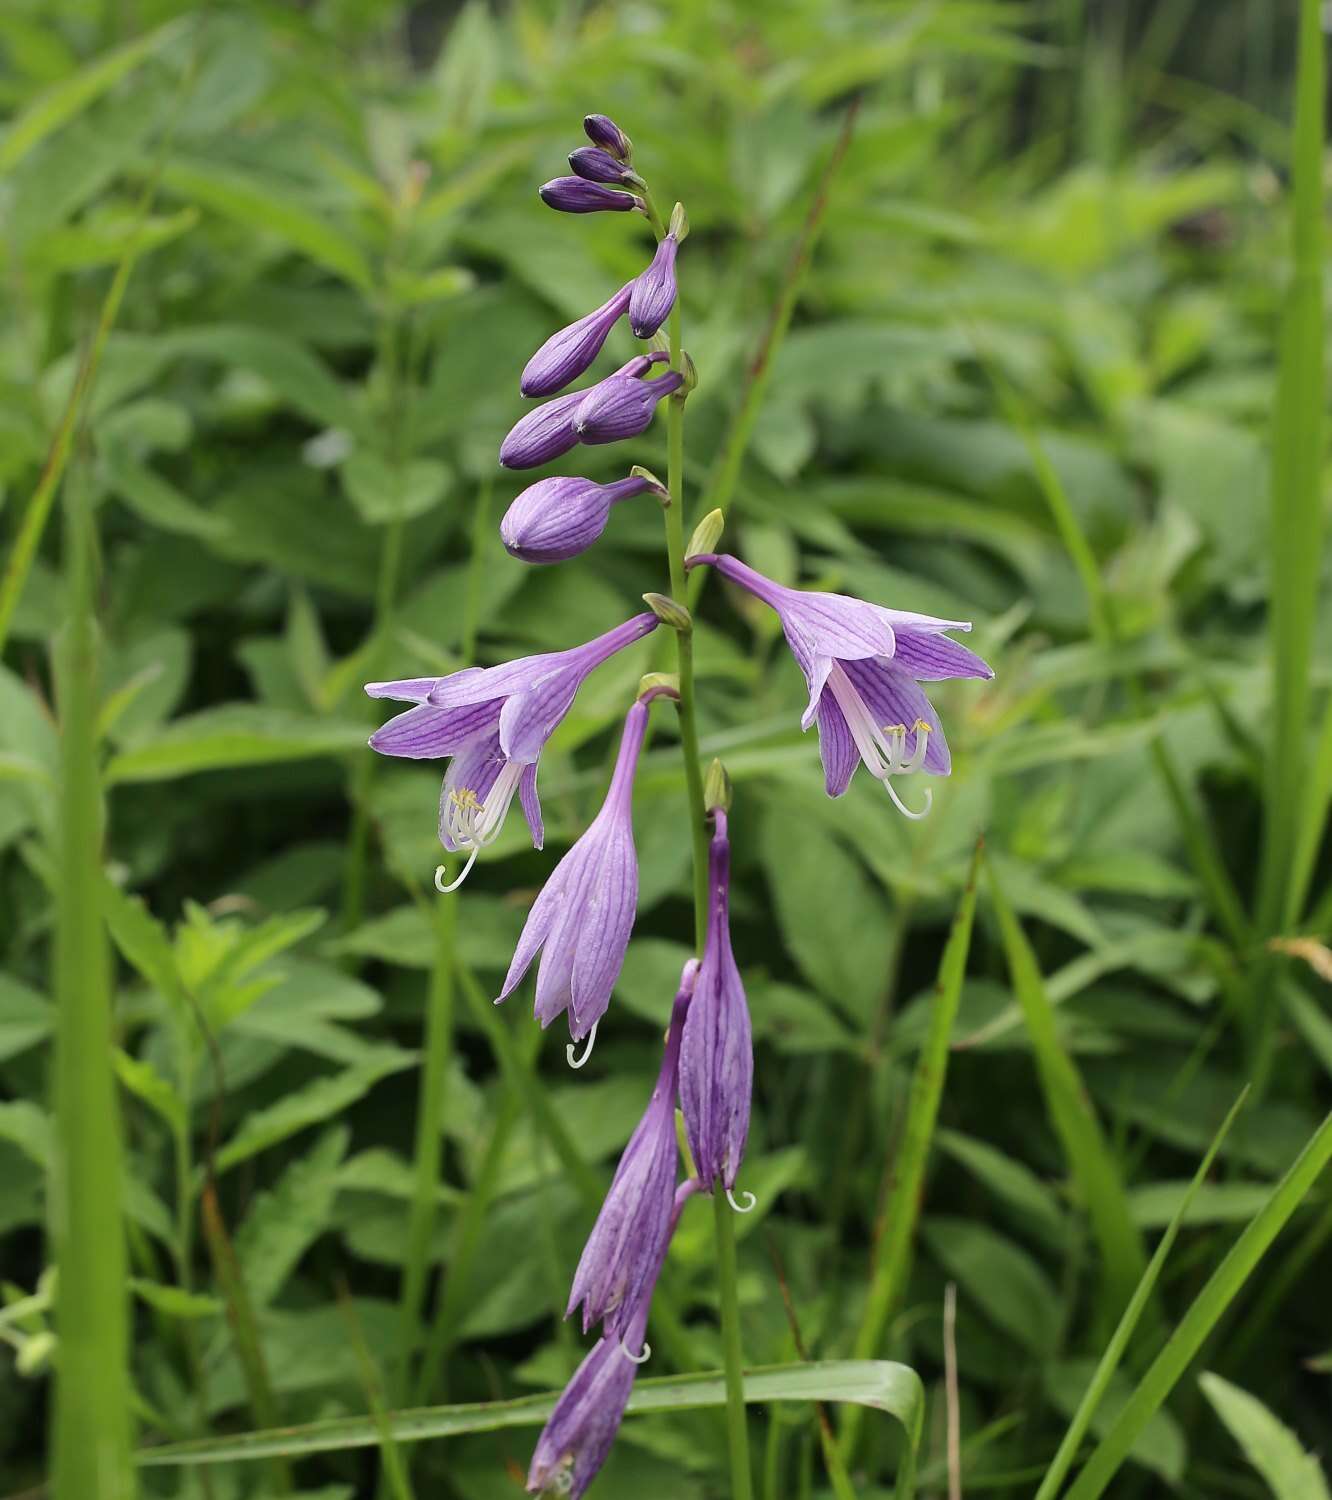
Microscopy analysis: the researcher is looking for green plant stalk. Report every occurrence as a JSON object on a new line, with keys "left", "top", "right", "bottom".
{"left": 1063, "top": 1109, "right": 1332, "bottom": 1500}
{"left": 645, "top": 182, "right": 753, "bottom": 1500}
{"left": 840, "top": 841, "right": 982, "bottom": 1462}
{"left": 51, "top": 474, "right": 135, "bottom": 1500}
{"left": 1258, "top": 0, "right": 1326, "bottom": 936}
{"left": 1287, "top": 692, "right": 1332, "bottom": 927}
{"left": 1033, "top": 1088, "right": 1247, "bottom": 1500}
{"left": 340, "top": 1282, "right": 417, "bottom": 1500}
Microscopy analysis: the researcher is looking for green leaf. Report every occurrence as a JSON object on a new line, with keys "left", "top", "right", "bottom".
{"left": 102, "top": 451, "right": 231, "bottom": 542}
{"left": 340, "top": 452, "right": 452, "bottom": 526}
{"left": 104, "top": 707, "right": 367, "bottom": 784}
{"left": 129, "top": 1279, "right": 223, "bottom": 1320}
{"left": 138, "top": 1359, "right": 924, "bottom": 1466}
{"left": 102, "top": 878, "right": 189, "bottom": 1013}
{"left": 0, "top": 1100, "right": 52, "bottom": 1167}
{"left": 114, "top": 1050, "right": 185, "bottom": 1136}
{"left": 1199, "top": 1374, "right": 1331, "bottom": 1500}
{"left": 0, "top": 973, "right": 52, "bottom": 1062}
{"left": 236, "top": 1127, "right": 349, "bottom": 1308}
{"left": 922, "top": 1218, "right": 1060, "bottom": 1353}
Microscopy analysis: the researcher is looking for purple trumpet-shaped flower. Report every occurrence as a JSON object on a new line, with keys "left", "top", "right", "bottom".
{"left": 567, "top": 964, "right": 695, "bottom": 1335}
{"left": 497, "top": 694, "right": 656, "bottom": 1044}
{"left": 628, "top": 234, "right": 678, "bottom": 339}
{"left": 499, "top": 388, "right": 585, "bottom": 469}
{"left": 679, "top": 810, "right": 752, "bottom": 1195}
{"left": 573, "top": 354, "right": 682, "bottom": 445}
{"left": 365, "top": 614, "right": 658, "bottom": 889}
{"left": 501, "top": 474, "right": 658, "bottom": 564}
{"left": 528, "top": 1178, "right": 699, "bottom": 1498}
{"left": 520, "top": 283, "right": 633, "bottom": 398}
{"left": 689, "top": 553, "right": 993, "bottom": 819}
{"left": 539, "top": 176, "right": 641, "bottom": 214}
{"left": 568, "top": 146, "right": 639, "bottom": 186}
{"left": 583, "top": 113, "right": 632, "bottom": 162}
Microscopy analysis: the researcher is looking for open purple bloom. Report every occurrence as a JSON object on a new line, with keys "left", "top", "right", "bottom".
{"left": 501, "top": 474, "right": 657, "bottom": 564}
{"left": 573, "top": 354, "right": 682, "bottom": 445}
{"left": 497, "top": 696, "right": 653, "bottom": 1043}
{"left": 499, "top": 388, "right": 585, "bottom": 469}
{"left": 690, "top": 553, "right": 992, "bottom": 819}
{"left": 568, "top": 146, "right": 638, "bottom": 186}
{"left": 628, "top": 234, "right": 678, "bottom": 338}
{"left": 567, "top": 963, "right": 695, "bottom": 1335}
{"left": 679, "top": 810, "right": 752, "bottom": 1194}
{"left": 521, "top": 283, "right": 633, "bottom": 398}
{"left": 366, "top": 614, "right": 657, "bottom": 889}
{"left": 539, "top": 176, "right": 640, "bottom": 214}
{"left": 583, "top": 113, "right": 632, "bottom": 161}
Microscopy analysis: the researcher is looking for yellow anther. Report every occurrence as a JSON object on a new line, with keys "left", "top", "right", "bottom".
{"left": 914, "top": 719, "right": 931, "bottom": 735}
{"left": 448, "top": 787, "right": 483, "bottom": 811}
{"left": 882, "top": 722, "right": 907, "bottom": 737}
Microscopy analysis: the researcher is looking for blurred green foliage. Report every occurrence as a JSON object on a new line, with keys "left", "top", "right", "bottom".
{"left": 1, "top": 1, "right": 1330, "bottom": 1497}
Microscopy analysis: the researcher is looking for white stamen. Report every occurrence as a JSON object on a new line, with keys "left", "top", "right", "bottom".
{"left": 566, "top": 1021, "right": 599, "bottom": 1069}
{"left": 726, "top": 1187, "right": 757, "bottom": 1214}
{"left": 436, "top": 760, "right": 528, "bottom": 890}
{"left": 886, "top": 780, "right": 933, "bottom": 820}
{"left": 434, "top": 849, "right": 480, "bottom": 894}
{"left": 620, "top": 1339, "right": 651, "bottom": 1364}
{"left": 825, "top": 667, "right": 935, "bottom": 819}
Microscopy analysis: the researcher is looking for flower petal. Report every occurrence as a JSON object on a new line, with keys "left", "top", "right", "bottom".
{"left": 368, "top": 699, "right": 500, "bottom": 759}
{"left": 815, "top": 692, "right": 858, "bottom": 797}
{"left": 569, "top": 825, "right": 637, "bottom": 1034}
{"left": 840, "top": 659, "right": 951, "bottom": 774}
{"left": 889, "top": 623, "right": 993, "bottom": 681}
{"left": 499, "top": 667, "right": 582, "bottom": 762}
{"left": 519, "top": 761, "right": 544, "bottom": 850}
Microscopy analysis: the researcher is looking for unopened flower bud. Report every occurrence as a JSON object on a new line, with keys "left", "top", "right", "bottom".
{"left": 668, "top": 201, "right": 689, "bottom": 242}
{"left": 569, "top": 146, "right": 642, "bottom": 187}
{"left": 703, "top": 758, "right": 733, "bottom": 813}
{"left": 686, "top": 508, "right": 725, "bottom": 560}
{"left": 679, "top": 349, "right": 698, "bottom": 394}
{"left": 498, "top": 390, "right": 583, "bottom": 469}
{"left": 628, "top": 234, "right": 678, "bottom": 339}
{"left": 583, "top": 113, "right": 633, "bottom": 162}
{"left": 642, "top": 593, "right": 692, "bottom": 632}
{"left": 573, "top": 357, "right": 682, "bottom": 445}
{"left": 638, "top": 671, "right": 680, "bottom": 701}
{"left": 539, "top": 176, "right": 640, "bottom": 214}
{"left": 501, "top": 474, "right": 654, "bottom": 563}
{"left": 520, "top": 283, "right": 632, "bottom": 397}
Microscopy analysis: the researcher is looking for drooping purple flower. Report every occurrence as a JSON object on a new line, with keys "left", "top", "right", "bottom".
{"left": 679, "top": 810, "right": 752, "bottom": 1194}
{"left": 689, "top": 553, "right": 993, "bottom": 819}
{"left": 520, "top": 283, "right": 633, "bottom": 398}
{"left": 573, "top": 354, "right": 682, "bottom": 445}
{"left": 499, "top": 388, "right": 585, "bottom": 469}
{"left": 568, "top": 146, "right": 639, "bottom": 186}
{"left": 583, "top": 113, "right": 632, "bottom": 162}
{"left": 567, "top": 963, "right": 695, "bottom": 1335}
{"left": 501, "top": 474, "right": 659, "bottom": 564}
{"left": 539, "top": 176, "right": 641, "bottom": 214}
{"left": 628, "top": 234, "right": 678, "bottom": 339}
{"left": 366, "top": 614, "right": 658, "bottom": 889}
{"left": 496, "top": 695, "right": 655, "bottom": 1042}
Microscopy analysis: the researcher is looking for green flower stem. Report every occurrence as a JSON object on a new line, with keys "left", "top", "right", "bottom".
{"left": 52, "top": 474, "right": 135, "bottom": 1500}
{"left": 645, "top": 183, "right": 752, "bottom": 1500}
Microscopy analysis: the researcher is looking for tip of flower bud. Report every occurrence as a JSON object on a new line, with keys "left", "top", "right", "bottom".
{"left": 704, "top": 757, "right": 733, "bottom": 813}
{"left": 628, "top": 464, "right": 669, "bottom": 501}
{"left": 679, "top": 350, "right": 699, "bottom": 394}
{"left": 686, "top": 508, "right": 724, "bottom": 560}
{"left": 642, "top": 592, "right": 692, "bottom": 632}
{"left": 637, "top": 671, "right": 680, "bottom": 702}
{"left": 668, "top": 201, "right": 689, "bottom": 242}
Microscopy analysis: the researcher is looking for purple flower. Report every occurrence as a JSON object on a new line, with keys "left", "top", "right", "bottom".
{"left": 521, "top": 283, "right": 633, "bottom": 398}
{"left": 573, "top": 354, "right": 683, "bottom": 445}
{"left": 679, "top": 810, "right": 752, "bottom": 1194}
{"left": 497, "top": 696, "right": 653, "bottom": 1042}
{"left": 568, "top": 146, "right": 638, "bottom": 186}
{"left": 628, "top": 235, "right": 678, "bottom": 339}
{"left": 539, "top": 176, "right": 641, "bottom": 214}
{"left": 690, "top": 554, "right": 993, "bottom": 819}
{"left": 583, "top": 113, "right": 632, "bottom": 161}
{"left": 567, "top": 964, "right": 695, "bottom": 1335}
{"left": 501, "top": 474, "right": 658, "bottom": 564}
{"left": 365, "top": 614, "right": 658, "bottom": 889}
{"left": 499, "top": 388, "right": 585, "bottom": 469}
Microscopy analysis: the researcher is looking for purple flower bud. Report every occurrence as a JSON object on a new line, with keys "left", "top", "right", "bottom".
{"left": 501, "top": 474, "right": 655, "bottom": 564}
{"left": 527, "top": 1325, "right": 639, "bottom": 1499}
{"left": 583, "top": 113, "right": 632, "bottom": 161}
{"left": 567, "top": 965, "right": 695, "bottom": 1335}
{"left": 679, "top": 810, "right": 752, "bottom": 1193}
{"left": 628, "top": 235, "right": 678, "bottom": 339}
{"left": 573, "top": 356, "right": 683, "bottom": 445}
{"left": 520, "top": 283, "right": 633, "bottom": 398}
{"left": 498, "top": 389, "right": 584, "bottom": 469}
{"left": 569, "top": 146, "right": 638, "bottom": 186}
{"left": 539, "top": 176, "right": 639, "bottom": 214}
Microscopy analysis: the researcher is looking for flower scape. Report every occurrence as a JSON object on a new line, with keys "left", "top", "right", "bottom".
{"left": 367, "top": 111, "right": 993, "bottom": 1498}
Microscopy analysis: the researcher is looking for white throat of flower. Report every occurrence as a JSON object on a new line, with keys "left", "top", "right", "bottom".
{"left": 434, "top": 759, "right": 525, "bottom": 893}
{"left": 825, "top": 663, "right": 933, "bottom": 820}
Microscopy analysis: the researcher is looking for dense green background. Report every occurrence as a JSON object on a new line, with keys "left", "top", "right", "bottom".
{"left": 2, "top": 2, "right": 1330, "bottom": 1497}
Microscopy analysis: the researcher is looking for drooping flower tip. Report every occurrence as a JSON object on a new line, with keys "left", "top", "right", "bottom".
{"left": 520, "top": 283, "right": 633, "bottom": 398}
{"left": 539, "top": 176, "right": 640, "bottom": 214}
{"left": 500, "top": 474, "right": 654, "bottom": 564}
{"left": 526, "top": 1329, "right": 638, "bottom": 1499}
{"left": 628, "top": 234, "right": 678, "bottom": 339}
{"left": 583, "top": 113, "right": 633, "bottom": 161}
{"left": 568, "top": 145, "right": 639, "bottom": 186}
